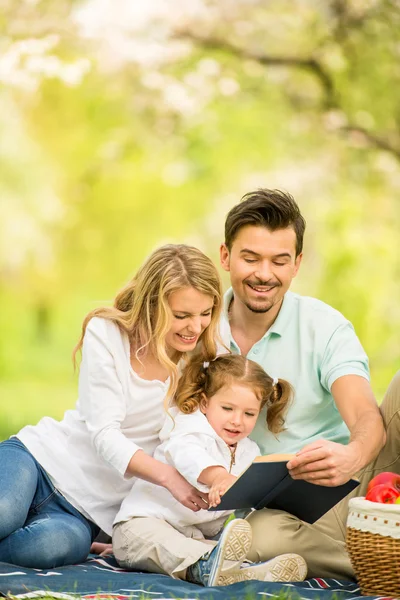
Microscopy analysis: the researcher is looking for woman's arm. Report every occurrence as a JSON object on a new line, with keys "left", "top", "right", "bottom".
{"left": 79, "top": 320, "right": 208, "bottom": 510}
{"left": 78, "top": 318, "right": 144, "bottom": 476}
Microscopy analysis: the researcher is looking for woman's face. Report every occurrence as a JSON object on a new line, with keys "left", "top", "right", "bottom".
{"left": 165, "top": 287, "right": 214, "bottom": 356}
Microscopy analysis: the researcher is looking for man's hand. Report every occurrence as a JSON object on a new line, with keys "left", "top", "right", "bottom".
{"left": 165, "top": 468, "right": 209, "bottom": 511}
{"left": 287, "top": 439, "right": 362, "bottom": 487}
{"left": 209, "top": 472, "right": 237, "bottom": 507}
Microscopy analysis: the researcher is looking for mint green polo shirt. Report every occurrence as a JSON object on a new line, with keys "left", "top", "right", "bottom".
{"left": 220, "top": 289, "right": 370, "bottom": 455}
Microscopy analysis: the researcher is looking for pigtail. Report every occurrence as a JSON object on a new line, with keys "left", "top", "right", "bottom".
{"left": 174, "top": 357, "right": 208, "bottom": 414}
{"left": 266, "top": 378, "right": 293, "bottom": 434}
{"left": 173, "top": 354, "right": 294, "bottom": 435}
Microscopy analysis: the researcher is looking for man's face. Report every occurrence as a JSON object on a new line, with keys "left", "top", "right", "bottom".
{"left": 220, "top": 225, "right": 302, "bottom": 314}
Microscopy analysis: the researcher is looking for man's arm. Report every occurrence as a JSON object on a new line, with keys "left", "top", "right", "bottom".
{"left": 287, "top": 375, "right": 386, "bottom": 486}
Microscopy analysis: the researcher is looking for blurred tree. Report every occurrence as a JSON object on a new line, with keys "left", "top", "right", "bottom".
{"left": 0, "top": 0, "right": 399, "bottom": 438}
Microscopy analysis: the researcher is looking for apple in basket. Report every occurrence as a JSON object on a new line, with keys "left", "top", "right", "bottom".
{"left": 367, "top": 472, "right": 400, "bottom": 493}
{"left": 365, "top": 471, "right": 400, "bottom": 504}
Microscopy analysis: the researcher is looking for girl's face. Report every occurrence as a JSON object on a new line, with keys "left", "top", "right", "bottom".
{"left": 200, "top": 383, "right": 261, "bottom": 445}
{"left": 165, "top": 287, "right": 214, "bottom": 356}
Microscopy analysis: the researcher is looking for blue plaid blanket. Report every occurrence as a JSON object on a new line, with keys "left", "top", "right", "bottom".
{"left": 0, "top": 555, "right": 392, "bottom": 600}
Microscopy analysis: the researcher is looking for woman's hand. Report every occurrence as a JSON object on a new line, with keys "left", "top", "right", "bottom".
{"left": 209, "top": 472, "right": 237, "bottom": 507}
{"left": 164, "top": 467, "right": 209, "bottom": 512}
{"left": 90, "top": 542, "right": 113, "bottom": 556}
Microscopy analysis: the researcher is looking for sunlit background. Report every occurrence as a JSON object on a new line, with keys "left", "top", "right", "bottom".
{"left": 1, "top": 0, "right": 400, "bottom": 440}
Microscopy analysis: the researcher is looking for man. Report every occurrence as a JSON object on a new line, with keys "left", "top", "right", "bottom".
{"left": 219, "top": 188, "right": 400, "bottom": 579}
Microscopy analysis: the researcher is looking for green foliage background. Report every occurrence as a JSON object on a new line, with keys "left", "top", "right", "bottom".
{"left": 1, "top": 0, "right": 399, "bottom": 440}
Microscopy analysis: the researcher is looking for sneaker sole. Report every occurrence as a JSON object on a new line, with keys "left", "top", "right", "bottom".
{"left": 209, "top": 519, "right": 252, "bottom": 586}
{"left": 241, "top": 553, "right": 308, "bottom": 582}
{"left": 218, "top": 570, "right": 258, "bottom": 585}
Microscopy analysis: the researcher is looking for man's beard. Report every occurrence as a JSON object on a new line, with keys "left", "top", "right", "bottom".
{"left": 244, "top": 301, "right": 274, "bottom": 314}
{"left": 244, "top": 279, "right": 279, "bottom": 313}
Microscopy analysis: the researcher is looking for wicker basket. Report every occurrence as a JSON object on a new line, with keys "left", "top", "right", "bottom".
{"left": 346, "top": 496, "right": 400, "bottom": 597}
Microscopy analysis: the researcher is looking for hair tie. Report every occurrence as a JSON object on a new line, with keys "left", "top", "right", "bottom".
{"left": 203, "top": 361, "right": 210, "bottom": 370}
{"left": 272, "top": 376, "right": 278, "bottom": 387}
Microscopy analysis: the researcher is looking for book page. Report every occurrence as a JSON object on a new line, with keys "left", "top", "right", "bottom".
{"left": 254, "top": 453, "right": 295, "bottom": 463}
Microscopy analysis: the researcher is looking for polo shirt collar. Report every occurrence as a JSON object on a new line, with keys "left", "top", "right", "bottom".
{"left": 223, "top": 288, "right": 294, "bottom": 339}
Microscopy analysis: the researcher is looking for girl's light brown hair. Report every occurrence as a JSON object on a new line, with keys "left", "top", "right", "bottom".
{"left": 73, "top": 244, "right": 223, "bottom": 400}
{"left": 174, "top": 353, "right": 292, "bottom": 434}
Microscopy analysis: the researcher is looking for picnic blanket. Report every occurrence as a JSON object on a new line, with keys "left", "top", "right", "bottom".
{"left": 0, "top": 555, "right": 393, "bottom": 600}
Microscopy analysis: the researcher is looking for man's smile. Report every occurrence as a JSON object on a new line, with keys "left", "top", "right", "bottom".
{"left": 246, "top": 282, "right": 278, "bottom": 294}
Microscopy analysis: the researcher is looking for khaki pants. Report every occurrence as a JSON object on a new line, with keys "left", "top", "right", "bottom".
{"left": 246, "top": 371, "right": 400, "bottom": 580}
{"left": 113, "top": 517, "right": 216, "bottom": 579}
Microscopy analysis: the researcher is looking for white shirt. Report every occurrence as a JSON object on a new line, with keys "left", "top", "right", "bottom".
{"left": 17, "top": 317, "right": 169, "bottom": 535}
{"left": 114, "top": 408, "right": 260, "bottom": 539}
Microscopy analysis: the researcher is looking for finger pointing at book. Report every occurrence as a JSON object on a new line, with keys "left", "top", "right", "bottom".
{"left": 198, "top": 465, "right": 237, "bottom": 507}
{"left": 209, "top": 471, "right": 237, "bottom": 508}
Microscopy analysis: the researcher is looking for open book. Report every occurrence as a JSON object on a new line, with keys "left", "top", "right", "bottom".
{"left": 208, "top": 453, "right": 359, "bottom": 523}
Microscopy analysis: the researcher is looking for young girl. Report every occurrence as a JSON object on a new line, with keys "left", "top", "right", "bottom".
{"left": 113, "top": 354, "right": 307, "bottom": 587}
{"left": 0, "top": 244, "right": 222, "bottom": 569}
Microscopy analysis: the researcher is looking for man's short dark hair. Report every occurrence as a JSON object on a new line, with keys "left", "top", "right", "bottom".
{"left": 224, "top": 189, "right": 306, "bottom": 257}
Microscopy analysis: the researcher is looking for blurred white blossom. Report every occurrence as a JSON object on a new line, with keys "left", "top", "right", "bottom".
{"left": 0, "top": 35, "right": 91, "bottom": 91}
{"left": 73, "top": 0, "right": 208, "bottom": 70}
{"left": 0, "top": 96, "right": 65, "bottom": 275}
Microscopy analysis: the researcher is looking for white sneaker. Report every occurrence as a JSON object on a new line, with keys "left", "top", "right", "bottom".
{"left": 187, "top": 518, "right": 253, "bottom": 587}
{"left": 239, "top": 553, "right": 308, "bottom": 582}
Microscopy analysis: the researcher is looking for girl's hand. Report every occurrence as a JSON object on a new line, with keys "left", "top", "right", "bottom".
{"left": 209, "top": 473, "right": 237, "bottom": 507}
{"left": 165, "top": 467, "right": 209, "bottom": 512}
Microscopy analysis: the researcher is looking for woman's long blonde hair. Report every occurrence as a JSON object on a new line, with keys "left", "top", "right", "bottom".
{"left": 174, "top": 354, "right": 293, "bottom": 434}
{"left": 73, "top": 244, "right": 223, "bottom": 399}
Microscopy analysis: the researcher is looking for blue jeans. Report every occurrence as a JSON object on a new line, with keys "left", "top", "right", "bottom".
{"left": 0, "top": 438, "right": 99, "bottom": 568}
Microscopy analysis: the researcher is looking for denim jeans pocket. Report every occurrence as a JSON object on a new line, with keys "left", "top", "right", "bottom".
{"left": 29, "top": 460, "right": 58, "bottom": 514}
{"left": 30, "top": 488, "right": 58, "bottom": 514}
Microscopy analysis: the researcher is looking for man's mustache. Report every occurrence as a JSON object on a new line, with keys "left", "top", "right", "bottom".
{"left": 245, "top": 278, "right": 280, "bottom": 287}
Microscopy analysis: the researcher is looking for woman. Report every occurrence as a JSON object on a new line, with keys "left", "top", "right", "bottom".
{"left": 0, "top": 244, "right": 222, "bottom": 569}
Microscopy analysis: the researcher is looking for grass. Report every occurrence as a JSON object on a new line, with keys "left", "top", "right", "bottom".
{"left": 0, "top": 379, "right": 76, "bottom": 441}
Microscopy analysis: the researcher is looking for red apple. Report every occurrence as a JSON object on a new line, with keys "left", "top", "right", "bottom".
{"left": 365, "top": 483, "right": 400, "bottom": 504}
{"left": 367, "top": 472, "right": 400, "bottom": 494}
